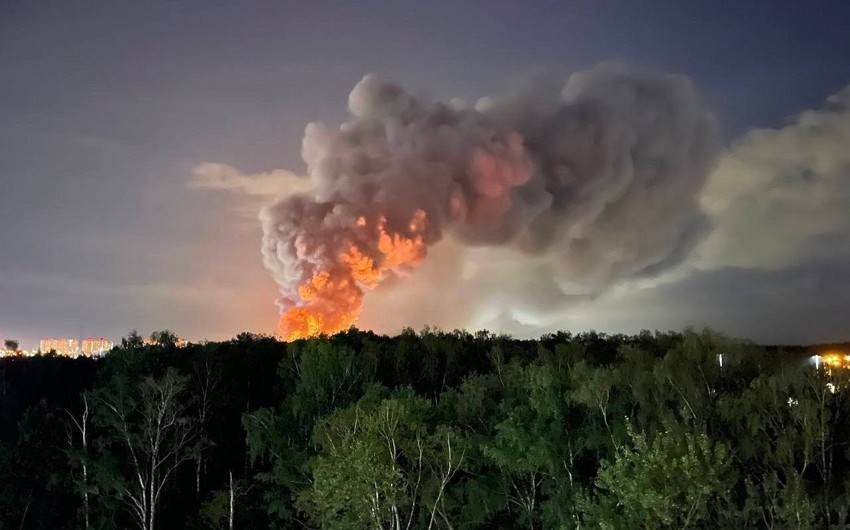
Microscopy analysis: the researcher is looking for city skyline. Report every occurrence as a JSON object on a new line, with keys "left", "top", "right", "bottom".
{"left": 2, "top": 336, "right": 113, "bottom": 357}
{"left": 1, "top": 333, "right": 194, "bottom": 354}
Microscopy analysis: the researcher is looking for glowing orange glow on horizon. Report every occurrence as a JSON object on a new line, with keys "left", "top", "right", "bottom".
{"left": 821, "top": 351, "right": 850, "bottom": 370}
{"left": 278, "top": 209, "right": 428, "bottom": 341}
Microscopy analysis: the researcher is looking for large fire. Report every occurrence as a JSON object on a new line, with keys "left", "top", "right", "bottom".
{"left": 279, "top": 210, "right": 428, "bottom": 340}
{"left": 259, "top": 70, "right": 721, "bottom": 344}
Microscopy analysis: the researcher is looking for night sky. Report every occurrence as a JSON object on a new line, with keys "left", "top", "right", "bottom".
{"left": 2, "top": 1, "right": 849, "bottom": 348}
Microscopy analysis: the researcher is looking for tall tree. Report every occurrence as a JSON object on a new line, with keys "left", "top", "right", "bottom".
{"left": 193, "top": 361, "right": 221, "bottom": 497}
{"left": 149, "top": 330, "right": 179, "bottom": 348}
{"left": 121, "top": 331, "right": 145, "bottom": 349}
{"left": 65, "top": 393, "right": 92, "bottom": 529}
{"left": 301, "top": 387, "right": 467, "bottom": 530}
{"left": 93, "top": 368, "right": 198, "bottom": 530}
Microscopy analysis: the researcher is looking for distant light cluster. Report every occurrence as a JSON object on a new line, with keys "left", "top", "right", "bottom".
{"left": 0, "top": 337, "right": 114, "bottom": 358}
{"left": 41, "top": 337, "right": 114, "bottom": 357}
{"left": 81, "top": 337, "right": 114, "bottom": 355}
{"left": 0, "top": 348, "right": 37, "bottom": 358}
{"left": 813, "top": 352, "right": 850, "bottom": 372}
{"left": 0, "top": 333, "right": 192, "bottom": 359}
{"left": 143, "top": 338, "right": 188, "bottom": 348}
{"left": 39, "top": 338, "right": 81, "bottom": 356}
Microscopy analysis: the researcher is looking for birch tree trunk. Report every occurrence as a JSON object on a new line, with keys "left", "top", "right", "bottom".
{"left": 97, "top": 368, "right": 197, "bottom": 530}
{"left": 229, "top": 470, "right": 235, "bottom": 530}
{"left": 65, "top": 393, "right": 92, "bottom": 529}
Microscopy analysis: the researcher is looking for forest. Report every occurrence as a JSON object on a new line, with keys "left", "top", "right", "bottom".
{"left": 0, "top": 328, "right": 848, "bottom": 529}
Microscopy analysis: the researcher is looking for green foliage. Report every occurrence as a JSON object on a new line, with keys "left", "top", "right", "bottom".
{"left": 149, "top": 330, "right": 180, "bottom": 348}
{"left": 200, "top": 489, "right": 231, "bottom": 529}
{"left": 732, "top": 471, "right": 816, "bottom": 529}
{"left": 91, "top": 368, "right": 199, "bottom": 530}
{"left": 1, "top": 328, "right": 850, "bottom": 528}
{"left": 482, "top": 363, "right": 577, "bottom": 527}
{"left": 243, "top": 339, "right": 375, "bottom": 524}
{"left": 301, "top": 386, "right": 467, "bottom": 529}
{"left": 121, "top": 330, "right": 144, "bottom": 349}
{"left": 0, "top": 402, "right": 73, "bottom": 529}
{"left": 589, "top": 423, "right": 734, "bottom": 529}
{"left": 289, "top": 340, "right": 373, "bottom": 425}
{"left": 303, "top": 387, "right": 425, "bottom": 528}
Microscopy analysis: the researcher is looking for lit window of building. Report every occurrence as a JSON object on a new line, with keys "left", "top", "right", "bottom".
{"left": 81, "top": 338, "right": 114, "bottom": 356}
{"left": 39, "top": 338, "right": 79, "bottom": 356}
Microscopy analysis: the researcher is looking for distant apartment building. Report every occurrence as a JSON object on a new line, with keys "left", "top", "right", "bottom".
{"left": 81, "top": 337, "right": 113, "bottom": 356}
{"left": 39, "top": 338, "right": 79, "bottom": 356}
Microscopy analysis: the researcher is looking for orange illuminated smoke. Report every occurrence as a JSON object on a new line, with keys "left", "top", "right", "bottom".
{"left": 279, "top": 210, "right": 428, "bottom": 340}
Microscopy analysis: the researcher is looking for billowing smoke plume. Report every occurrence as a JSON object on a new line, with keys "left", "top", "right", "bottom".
{"left": 261, "top": 63, "right": 720, "bottom": 339}
{"left": 698, "top": 85, "right": 850, "bottom": 270}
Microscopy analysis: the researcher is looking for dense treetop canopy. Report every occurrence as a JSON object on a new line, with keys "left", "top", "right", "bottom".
{"left": 0, "top": 328, "right": 848, "bottom": 529}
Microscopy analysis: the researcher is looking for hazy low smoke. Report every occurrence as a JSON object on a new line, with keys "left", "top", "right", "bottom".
{"left": 260, "top": 63, "right": 721, "bottom": 338}
{"left": 189, "top": 162, "right": 313, "bottom": 197}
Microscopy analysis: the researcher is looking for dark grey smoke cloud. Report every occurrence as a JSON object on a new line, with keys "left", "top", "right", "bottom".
{"left": 260, "top": 63, "right": 721, "bottom": 328}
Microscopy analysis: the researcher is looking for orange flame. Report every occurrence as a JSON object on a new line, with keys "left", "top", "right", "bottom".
{"left": 822, "top": 352, "right": 850, "bottom": 369}
{"left": 279, "top": 209, "right": 428, "bottom": 340}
